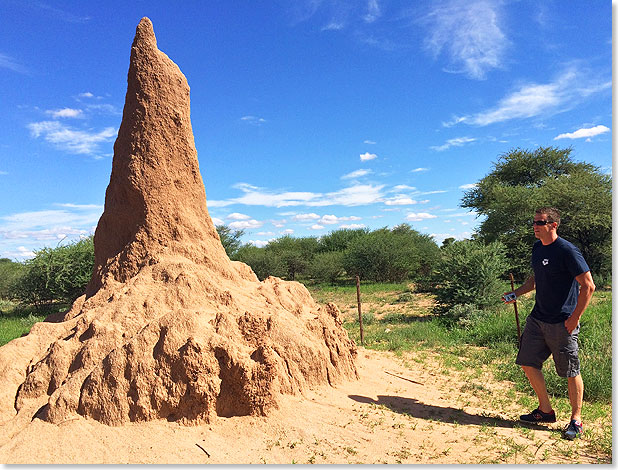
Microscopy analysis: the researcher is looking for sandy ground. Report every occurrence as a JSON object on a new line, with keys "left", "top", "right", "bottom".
{"left": 0, "top": 348, "right": 608, "bottom": 464}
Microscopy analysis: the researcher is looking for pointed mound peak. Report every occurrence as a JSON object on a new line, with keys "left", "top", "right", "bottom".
{"left": 133, "top": 17, "right": 157, "bottom": 49}
{"left": 86, "top": 16, "right": 231, "bottom": 296}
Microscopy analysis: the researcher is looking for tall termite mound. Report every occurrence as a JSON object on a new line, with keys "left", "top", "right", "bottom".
{"left": 0, "top": 17, "right": 357, "bottom": 426}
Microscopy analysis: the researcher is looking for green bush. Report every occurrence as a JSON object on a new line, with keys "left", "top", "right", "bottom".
{"left": 432, "top": 240, "right": 508, "bottom": 312}
{"left": 307, "top": 251, "right": 345, "bottom": 284}
{"left": 265, "top": 236, "right": 320, "bottom": 280}
{"left": 233, "top": 245, "right": 285, "bottom": 281}
{"left": 0, "top": 259, "right": 25, "bottom": 300}
{"left": 215, "top": 225, "right": 245, "bottom": 258}
{"left": 15, "top": 237, "right": 94, "bottom": 306}
{"left": 343, "top": 225, "right": 439, "bottom": 283}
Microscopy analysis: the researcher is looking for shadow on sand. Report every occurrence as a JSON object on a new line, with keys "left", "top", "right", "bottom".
{"left": 349, "top": 394, "right": 554, "bottom": 432}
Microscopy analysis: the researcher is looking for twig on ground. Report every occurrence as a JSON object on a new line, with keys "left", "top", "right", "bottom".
{"left": 195, "top": 443, "right": 210, "bottom": 457}
{"left": 384, "top": 370, "right": 424, "bottom": 386}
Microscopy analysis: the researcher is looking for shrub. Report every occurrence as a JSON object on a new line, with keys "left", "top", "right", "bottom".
{"left": 0, "top": 259, "right": 25, "bottom": 300}
{"left": 215, "top": 225, "right": 245, "bottom": 258}
{"left": 343, "top": 225, "right": 439, "bottom": 283}
{"left": 233, "top": 245, "right": 285, "bottom": 281}
{"left": 15, "top": 237, "right": 94, "bottom": 306}
{"left": 432, "top": 240, "right": 508, "bottom": 312}
{"left": 307, "top": 251, "right": 345, "bottom": 284}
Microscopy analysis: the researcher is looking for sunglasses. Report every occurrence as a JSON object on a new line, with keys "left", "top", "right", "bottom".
{"left": 532, "top": 220, "right": 552, "bottom": 226}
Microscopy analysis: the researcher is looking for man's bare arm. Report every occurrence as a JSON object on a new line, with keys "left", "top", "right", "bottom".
{"left": 565, "top": 271, "right": 595, "bottom": 333}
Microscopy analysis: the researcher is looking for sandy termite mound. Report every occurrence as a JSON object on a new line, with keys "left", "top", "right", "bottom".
{"left": 0, "top": 18, "right": 357, "bottom": 427}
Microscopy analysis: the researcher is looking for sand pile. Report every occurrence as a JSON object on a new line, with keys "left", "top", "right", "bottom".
{"left": 0, "top": 17, "right": 357, "bottom": 428}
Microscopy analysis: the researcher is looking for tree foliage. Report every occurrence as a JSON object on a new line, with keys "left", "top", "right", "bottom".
{"left": 432, "top": 240, "right": 509, "bottom": 312}
{"left": 461, "top": 146, "right": 611, "bottom": 279}
{"left": 343, "top": 224, "right": 439, "bottom": 283}
{"left": 15, "top": 237, "right": 94, "bottom": 306}
{"left": 215, "top": 225, "right": 245, "bottom": 258}
{"left": 0, "top": 258, "right": 25, "bottom": 300}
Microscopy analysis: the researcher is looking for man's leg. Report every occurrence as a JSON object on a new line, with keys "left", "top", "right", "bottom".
{"left": 521, "top": 365, "right": 553, "bottom": 413}
{"left": 567, "top": 374, "right": 583, "bottom": 421}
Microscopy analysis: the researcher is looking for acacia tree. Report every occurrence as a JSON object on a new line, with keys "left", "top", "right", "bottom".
{"left": 462, "top": 147, "right": 611, "bottom": 279}
{"left": 215, "top": 225, "right": 245, "bottom": 258}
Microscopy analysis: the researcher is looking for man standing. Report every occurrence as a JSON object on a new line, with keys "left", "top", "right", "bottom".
{"left": 503, "top": 207, "right": 595, "bottom": 440}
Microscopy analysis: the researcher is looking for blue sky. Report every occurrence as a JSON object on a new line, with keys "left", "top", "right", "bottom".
{"left": 0, "top": 1, "right": 612, "bottom": 259}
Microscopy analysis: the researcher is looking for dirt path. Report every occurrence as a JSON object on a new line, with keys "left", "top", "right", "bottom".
{"left": 0, "top": 348, "right": 608, "bottom": 464}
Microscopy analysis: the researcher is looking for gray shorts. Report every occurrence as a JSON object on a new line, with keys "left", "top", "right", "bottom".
{"left": 515, "top": 315, "right": 580, "bottom": 378}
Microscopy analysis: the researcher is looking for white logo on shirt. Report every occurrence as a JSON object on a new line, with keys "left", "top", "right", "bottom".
{"left": 542, "top": 259, "right": 549, "bottom": 266}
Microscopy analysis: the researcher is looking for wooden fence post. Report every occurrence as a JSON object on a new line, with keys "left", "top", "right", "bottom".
{"left": 356, "top": 275, "right": 364, "bottom": 345}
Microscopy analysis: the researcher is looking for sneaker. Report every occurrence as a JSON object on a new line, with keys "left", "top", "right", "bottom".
{"left": 519, "top": 408, "right": 556, "bottom": 423}
{"left": 563, "top": 419, "right": 583, "bottom": 440}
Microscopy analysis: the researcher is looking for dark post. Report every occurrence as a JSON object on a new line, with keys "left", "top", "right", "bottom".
{"left": 356, "top": 275, "right": 364, "bottom": 345}
{"left": 509, "top": 273, "right": 522, "bottom": 347}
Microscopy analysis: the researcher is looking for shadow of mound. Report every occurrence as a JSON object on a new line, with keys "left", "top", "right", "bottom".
{"left": 349, "top": 394, "right": 551, "bottom": 431}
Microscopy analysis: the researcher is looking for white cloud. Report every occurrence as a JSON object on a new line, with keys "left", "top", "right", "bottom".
{"left": 78, "top": 92, "right": 94, "bottom": 98}
{"left": 423, "top": 0, "right": 508, "bottom": 80}
{"left": 320, "top": 214, "right": 362, "bottom": 225}
{"left": 240, "top": 115, "right": 266, "bottom": 125}
{"left": 405, "top": 212, "right": 438, "bottom": 221}
{"left": 360, "top": 152, "right": 378, "bottom": 161}
{"left": 310, "top": 224, "right": 325, "bottom": 230}
{"left": 3, "top": 246, "right": 35, "bottom": 259}
{"left": 450, "top": 68, "right": 611, "bottom": 126}
{"left": 249, "top": 240, "right": 270, "bottom": 248}
{"left": 384, "top": 197, "right": 418, "bottom": 206}
{"left": 256, "top": 231, "right": 275, "bottom": 236}
{"left": 554, "top": 125, "right": 610, "bottom": 140}
{"left": 46, "top": 108, "right": 83, "bottom": 119}
{"left": 271, "top": 219, "right": 287, "bottom": 228}
{"left": 292, "top": 213, "right": 321, "bottom": 221}
{"left": 227, "top": 212, "right": 251, "bottom": 220}
{"left": 0, "top": 53, "right": 27, "bottom": 74}
{"left": 228, "top": 219, "right": 263, "bottom": 229}
{"left": 431, "top": 136, "right": 476, "bottom": 151}
{"left": 209, "top": 183, "right": 386, "bottom": 208}
{"left": 211, "top": 217, "right": 224, "bottom": 226}
{"left": 430, "top": 231, "right": 472, "bottom": 245}
{"left": 364, "top": 0, "right": 381, "bottom": 23}
{"left": 322, "top": 22, "right": 345, "bottom": 31}
{"left": 363, "top": 140, "right": 377, "bottom": 145}
{"left": 281, "top": 229, "right": 294, "bottom": 235}
{"left": 411, "top": 167, "right": 429, "bottom": 173}
{"left": 0, "top": 205, "right": 102, "bottom": 258}
{"left": 28, "top": 121, "right": 116, "bottom": 155}
{"left": 340, "top": 223, "right": 366, "bottom": 229}
{"left": 459, "top": 183, "right": 478, "bottom": 190}
{"left": 393, "top": 184, "right": 417, "bottom": 191}
{"left": 342, "top": 169, "right": 372, "bottom": 179}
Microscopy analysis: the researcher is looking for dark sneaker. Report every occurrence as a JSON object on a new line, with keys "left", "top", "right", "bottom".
{"left": 563, "top": 419, "right": 583, "bottom": 440}
{"left": 520, "top": 408, "right": 556, "bottom": 423}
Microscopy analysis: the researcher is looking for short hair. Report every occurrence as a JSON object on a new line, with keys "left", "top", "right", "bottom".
{"left": 536, "top": 207, "right": 561, "bottom": 226}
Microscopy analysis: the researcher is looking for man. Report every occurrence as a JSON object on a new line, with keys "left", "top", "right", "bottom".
{"left": 503, "top": 207, "right": 595, "bottom": 440}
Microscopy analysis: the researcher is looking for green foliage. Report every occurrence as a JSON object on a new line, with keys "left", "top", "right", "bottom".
{"left": 266, "top": 235, "right": 320, "bottom": 280}
{"left": 343, "top": 224, "right": 439, "bottom": 283}
{"left": 432, "top": 240, "right": 508, "bottom": 311}
{"left": 233, "top": 244, "right": 285, "bottom": 281}
{"left": 461, "top": 146, "right": 612, "bottom": 279}
{"left": 307, "top": 251, "right": 345, "bottom": 283}
{"left": 0, "top": 258, "right": 25, "bottom": 300}
{"left": 318, "top": 228, "right": 370, "bottom": 252}
{"left": 14, "top": 237, "right": 94, "bottom": 306}
{"left": 215, "top": 225, "right": 245, "bottom": 258}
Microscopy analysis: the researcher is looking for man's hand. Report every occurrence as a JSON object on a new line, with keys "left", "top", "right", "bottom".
{"left": 502, "top": 292, "right": 517, "bottom": 304}
{"left": 564, "top": 315, "right": 579, "bottom": 335}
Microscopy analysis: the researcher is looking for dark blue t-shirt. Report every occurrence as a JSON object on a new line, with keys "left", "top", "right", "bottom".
{"left": 530, "top": 237, "right": 589, "bottom": 323}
